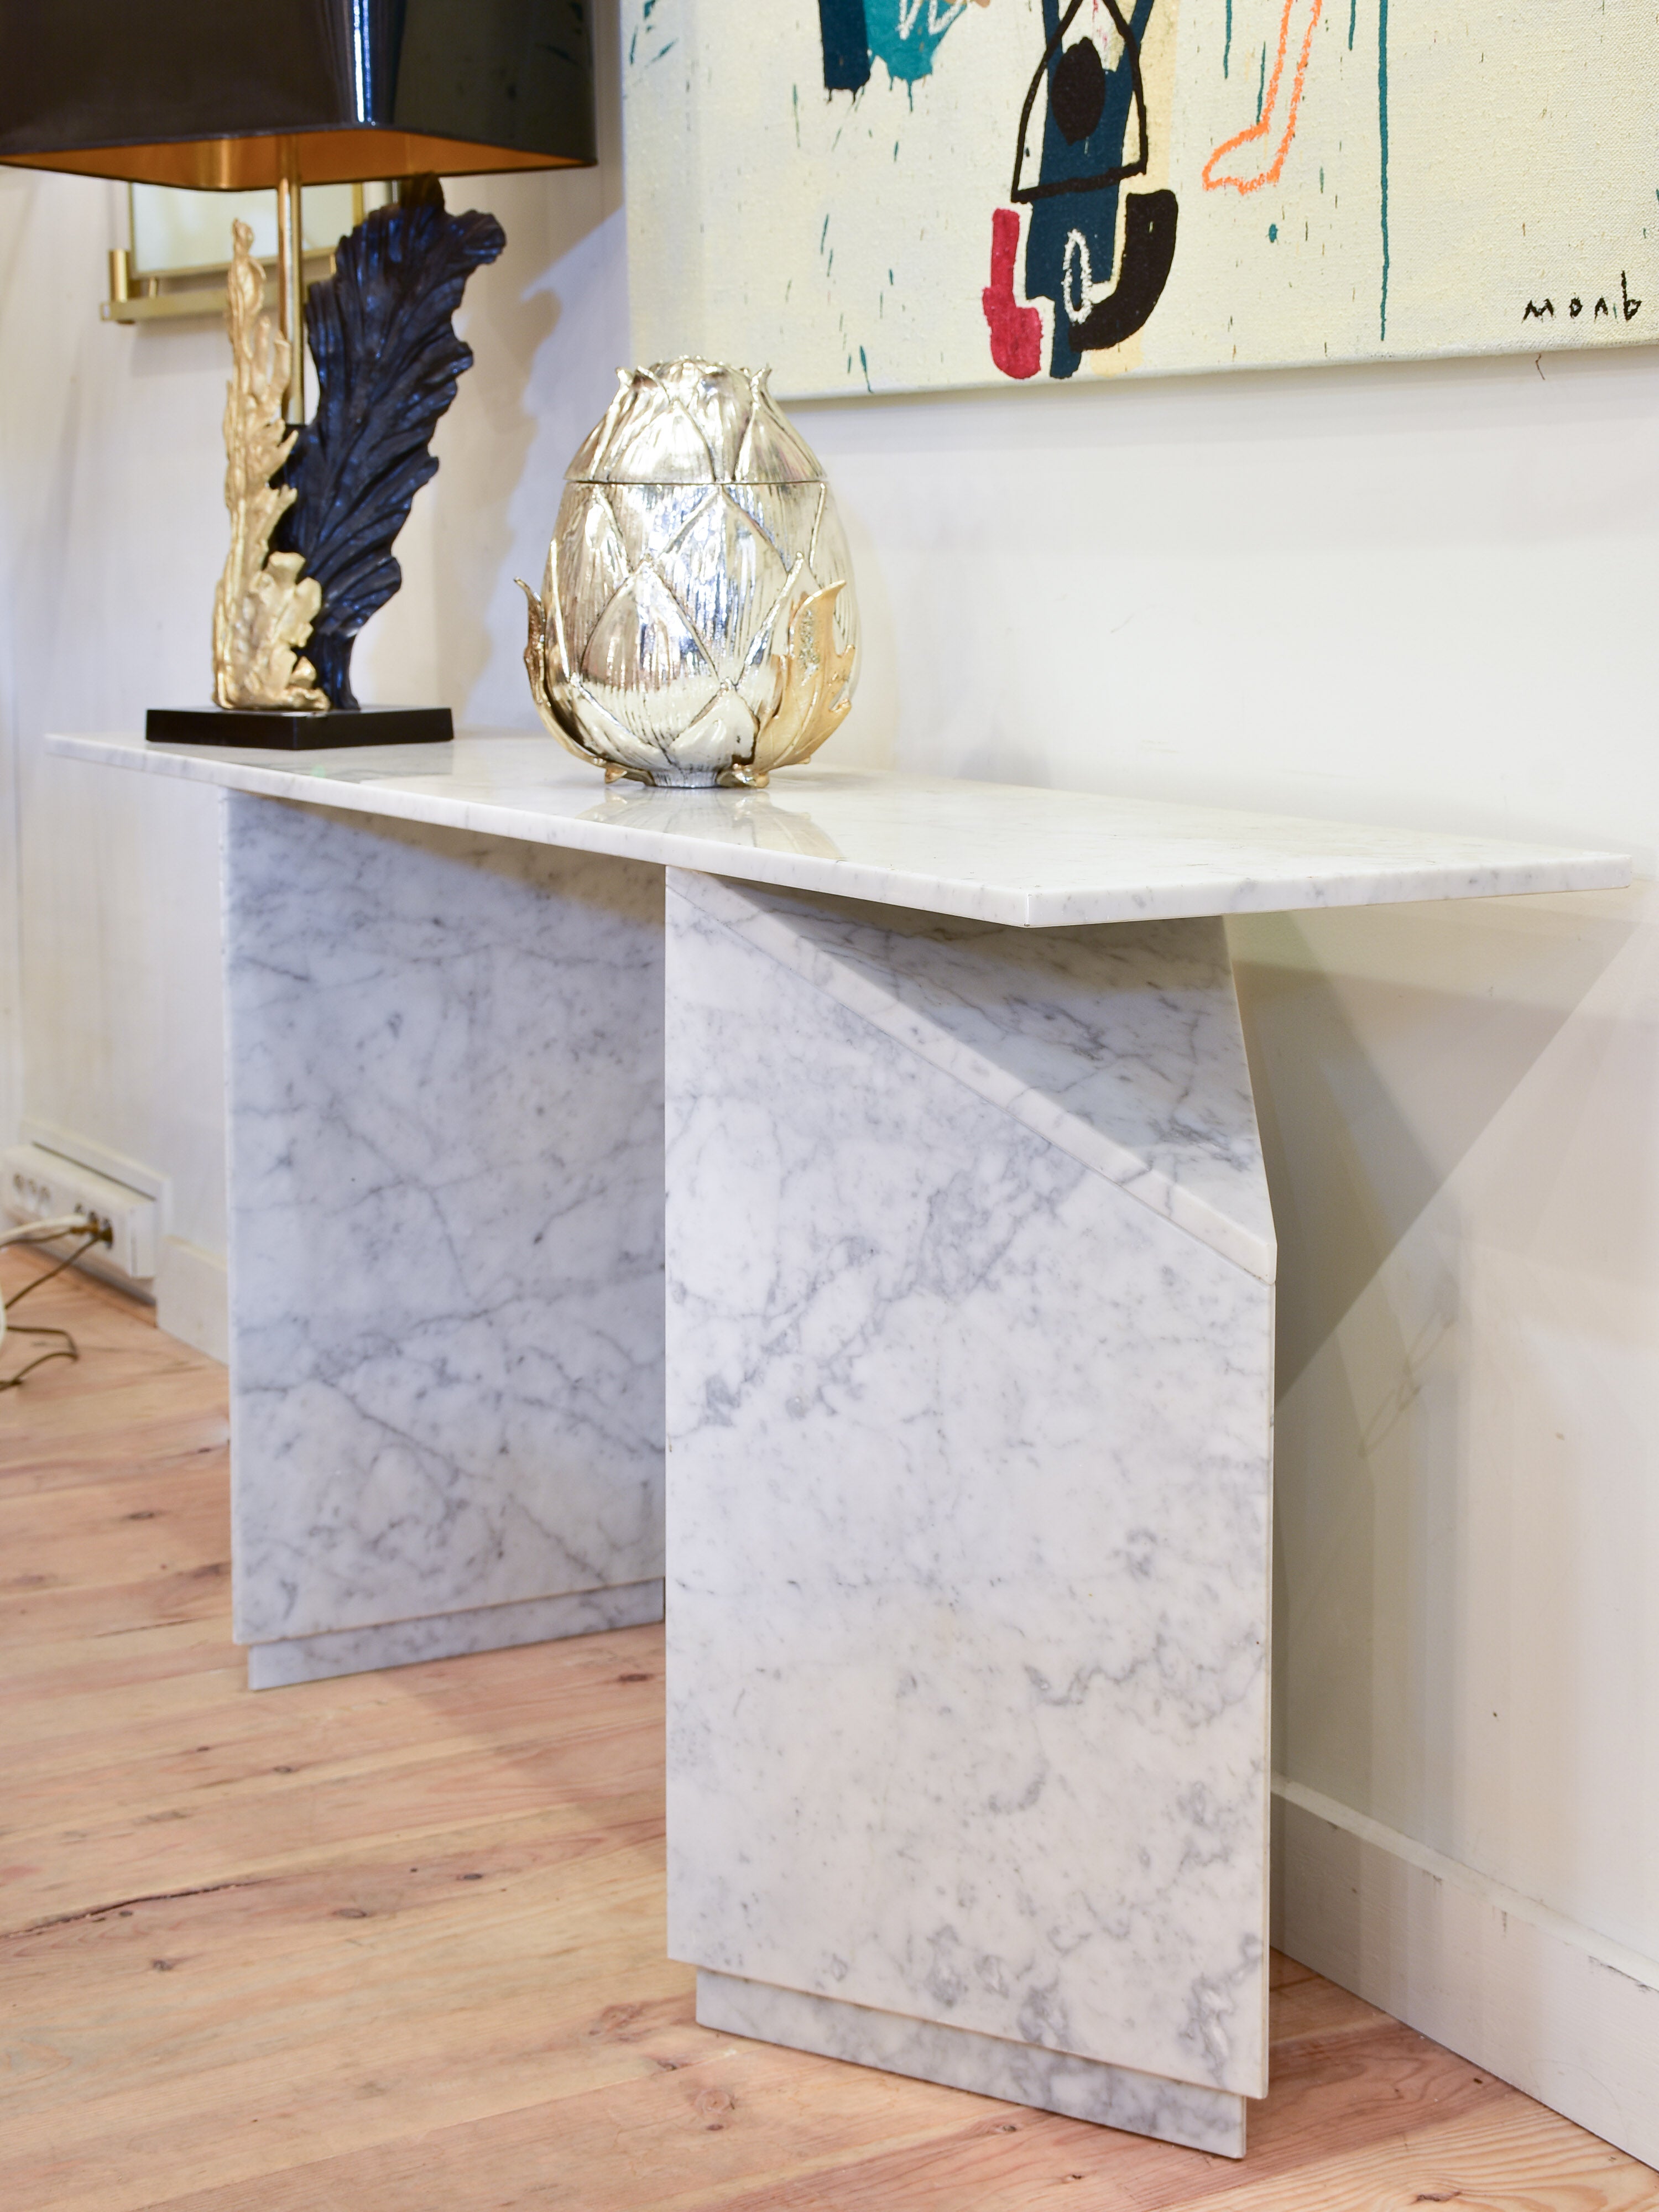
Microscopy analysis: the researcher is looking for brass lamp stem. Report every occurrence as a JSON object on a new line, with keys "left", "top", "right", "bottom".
{"left": 275, "top": 140, "right": 305, "bottom": 424}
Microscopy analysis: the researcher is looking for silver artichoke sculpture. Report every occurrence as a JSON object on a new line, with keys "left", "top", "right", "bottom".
{"left": 520, "top": 359, "right": 859, "bottom": 789}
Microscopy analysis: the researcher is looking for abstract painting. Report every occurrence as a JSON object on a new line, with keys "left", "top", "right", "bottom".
{"left": 623, "top": 0, "right": 1659, "bottom": 395}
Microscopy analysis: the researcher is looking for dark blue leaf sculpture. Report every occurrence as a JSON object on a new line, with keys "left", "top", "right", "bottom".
{"left": 275, "top": 179, "right": 505, "bottom": 708}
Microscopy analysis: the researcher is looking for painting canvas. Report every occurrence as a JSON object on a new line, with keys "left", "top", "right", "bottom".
{"left": 623, "top": 0, "right": 1659, "bottom": 395}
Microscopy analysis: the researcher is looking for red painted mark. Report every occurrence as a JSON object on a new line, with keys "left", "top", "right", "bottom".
{"left": 983, "top": 206, "right": 1043, "bottom": 380}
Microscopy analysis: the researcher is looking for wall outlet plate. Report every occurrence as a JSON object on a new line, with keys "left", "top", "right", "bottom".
{"left": 2, "top": 1142, "right": 159, "bottom": 1287}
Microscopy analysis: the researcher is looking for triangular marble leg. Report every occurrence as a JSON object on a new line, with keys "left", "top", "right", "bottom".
{"left": 664, "top": 869, "right": 1276, "bottom": 2156}
{"left": 223, "top": 794, "right": 667, "bottom": 1687}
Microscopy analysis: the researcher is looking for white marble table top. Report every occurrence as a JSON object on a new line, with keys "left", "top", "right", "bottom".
{"left": 51, "top": 729, "right": 1630, "bottom": 928}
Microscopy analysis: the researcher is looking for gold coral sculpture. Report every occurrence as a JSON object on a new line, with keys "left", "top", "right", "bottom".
{"left": 211, "top": 220, "right": 326, "bottom": 712}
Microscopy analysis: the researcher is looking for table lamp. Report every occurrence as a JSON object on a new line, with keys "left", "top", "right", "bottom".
{"left": 0, "top": 0, "right": 596, "bottom": 748}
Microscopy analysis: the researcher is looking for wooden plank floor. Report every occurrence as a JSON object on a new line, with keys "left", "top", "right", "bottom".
{"left": 3, "top": 1254, "right": 1655, "bottom": 2212}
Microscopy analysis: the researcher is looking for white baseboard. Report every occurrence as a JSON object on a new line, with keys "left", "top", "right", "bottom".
{"left": 18, "top": 1123, "right": 226, "bottom": 1357}
{"left": 156, "top": 1236, "right": 227, "bottom": 1364}
{"left": 20, "top": 1117, "right": 168, "bottom": 1199}
{"left": 1272, "top": 1776, "right": 1659, "bottom": 2171}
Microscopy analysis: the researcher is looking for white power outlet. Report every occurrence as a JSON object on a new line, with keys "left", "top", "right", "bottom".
{"left": 1, "top": 1142, "right": 159, "bottom": 1287}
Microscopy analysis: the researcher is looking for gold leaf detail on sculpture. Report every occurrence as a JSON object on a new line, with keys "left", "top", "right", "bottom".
{"left": 727, "top": 582, "right": 855, "bottom": 789}
{"left": 212, "top": 220, "right": 326, "bottom": 712}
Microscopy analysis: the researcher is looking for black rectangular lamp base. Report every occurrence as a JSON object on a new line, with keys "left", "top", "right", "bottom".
{"left": 147, "top": 705, "right": 454, "bottom": 750}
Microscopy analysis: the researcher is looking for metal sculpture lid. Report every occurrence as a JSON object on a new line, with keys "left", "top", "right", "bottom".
{"left": 566, "top": 359, "right": 825, "bottom": 487}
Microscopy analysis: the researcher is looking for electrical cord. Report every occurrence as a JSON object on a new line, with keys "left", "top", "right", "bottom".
{"left": 0, "top": 1215, "right": 113, "bottom": 1390}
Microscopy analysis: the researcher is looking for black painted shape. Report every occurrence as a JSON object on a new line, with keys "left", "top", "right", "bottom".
{"left": 1051, "top": 40, "right": 1107, "bottom": 144}
{"left": 1066, "top": 190, "right": 1178, "bottom": 353}
{"left": 275, "top": 181, "right": 504, "bottom": 709}
{"left": 818, "top": 0, "right": 873, "bottom": 90}
{"left": 1011, "top": 0, "right": 1150, "bottom": 203}
{"left": 147, "top": 704, "right": 453, "bottom": 750}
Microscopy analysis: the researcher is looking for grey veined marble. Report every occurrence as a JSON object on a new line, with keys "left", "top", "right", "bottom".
{"left": 58, "top": 732, "right": 1631, "bottom": 931}
{"left": 665, "top": 870, "right": 1275, "bottom": 2150}
{"left": 223, "top": 794, "right": 666, "bottom": 1684}
{"left": 697, "top": 1970, "right": 1246, "bottom": 2156}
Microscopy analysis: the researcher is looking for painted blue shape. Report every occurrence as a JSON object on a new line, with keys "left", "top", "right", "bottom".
{"left": 865, "top": 0, "right": 968, "bottom": 84}
{"left": 819, "top": 0, "right": 971, "bottom": 91}
{"left": 819, "top": 0, "right": 872, "bottom": 90}
{"left": 1268, "top": 221, "right": 1278, "bottom": 240}
{"left": 1021, "top": 0, "right": 1158, "bottom": 379}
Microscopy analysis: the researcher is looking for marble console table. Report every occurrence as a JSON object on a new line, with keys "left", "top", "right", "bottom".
{"left": 54, "top": 729, "right": 1627, "bottom": 2156}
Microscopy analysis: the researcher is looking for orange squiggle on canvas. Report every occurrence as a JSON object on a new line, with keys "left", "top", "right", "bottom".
{"left": 1202, "top": 0, "right": 1324, "bottom": 195}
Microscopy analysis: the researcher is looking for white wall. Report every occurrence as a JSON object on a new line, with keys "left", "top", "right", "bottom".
{"left": 1, "top": 2, "right": 1656, "bottom": 2160}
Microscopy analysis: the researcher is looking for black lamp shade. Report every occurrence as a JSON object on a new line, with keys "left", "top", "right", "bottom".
{"left": 0, "top": 0, "right": 595, "bottom": 186}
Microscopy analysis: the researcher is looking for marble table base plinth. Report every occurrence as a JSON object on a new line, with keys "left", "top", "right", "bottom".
{"left": 225, "top": 794, "right": 666, "bottom": 1683}
{"left": 246, "top": 1577, "right": 665, "bottom": 1689}
{"left": 696, "top": 1971, "right": 1248, "bottom": 2156}
{"left": 665, "top": 870, "right": 1277, "bottom": 2152}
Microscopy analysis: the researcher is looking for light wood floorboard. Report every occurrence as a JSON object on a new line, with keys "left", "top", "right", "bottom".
{"left": 3, "top": 1255, "right": 1655, "bottom": 2211}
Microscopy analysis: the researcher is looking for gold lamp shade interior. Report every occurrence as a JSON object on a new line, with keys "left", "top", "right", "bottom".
{"left": 0, "top": 131, "right": 587, "bottom": 192}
